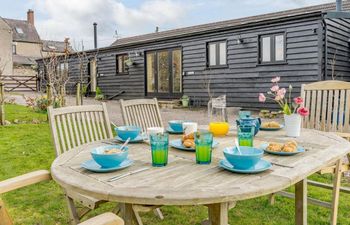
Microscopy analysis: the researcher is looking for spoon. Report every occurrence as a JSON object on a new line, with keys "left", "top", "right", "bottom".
{"left": 235, "top": 138, "right": 242, "bottom": 155}
{"left": 120, "top": 138, "right": 131, "bottom": 151}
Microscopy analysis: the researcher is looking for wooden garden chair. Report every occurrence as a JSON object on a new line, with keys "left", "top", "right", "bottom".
{"left": 0, "top": 170, "right": 124, "bottom": 225}
{"left": 120, "top": 98, "right": 164, "bottom": 132}
{"left": 49, "top": 103, "right": 162, "bottom": 225}
{"left": 270, "top": 80, "right": 350, "bottom": 225}
{"left": 48, "top": 103, "right": 114, "bottom": 224}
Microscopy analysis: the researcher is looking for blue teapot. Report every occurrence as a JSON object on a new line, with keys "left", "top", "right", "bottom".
{"left": 236, "top": 114, "right": 261, "bottom": 136}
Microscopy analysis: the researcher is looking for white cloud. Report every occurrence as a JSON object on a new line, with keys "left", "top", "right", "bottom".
{"left": 33, "top": 0, "right": 189, "bottom": 49}
{"left": 32, "top": 0, "right": 336, "bottom": 50}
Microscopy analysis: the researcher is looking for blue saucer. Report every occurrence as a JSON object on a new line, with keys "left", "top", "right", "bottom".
{"left": 260, "top": 143, "right": 305, "bottom": 156}
{"left": 219, "top": 159, "right": 272, "bottom": 174}
{"left": 166, "top": 127, "right": 183, "bottom": 134}
{"left": 260, "top": 124, "right": 284, "bottom": 131}
{"left": 81, "top": 159, "right": 133, "bottom": 173}
{"left": 115, "top": 134, "right": 146, "bottom": 143}
{"left": 170, "top": 139, "right": 219, "bottom": 151}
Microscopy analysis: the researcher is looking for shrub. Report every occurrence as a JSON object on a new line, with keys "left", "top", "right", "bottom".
{"left": 35, "top": 96, "right": 60, "bottom": 112}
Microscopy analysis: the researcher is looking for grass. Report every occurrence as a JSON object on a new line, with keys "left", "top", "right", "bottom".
{"left": 0, "top": 104, "right": 350, "bottom": 224}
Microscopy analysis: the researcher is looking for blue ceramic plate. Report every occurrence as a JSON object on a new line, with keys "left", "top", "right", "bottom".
{"left": 170, "top": 139, "right": 219, "bottom": 151}
{"left": 166, "top": 127, "right": 184, "bottom": 134}
{"left": 260, "top": 143, "right": 305, "bottom": 156}
{"left": 260, "top": 124, "right": 284, "bottom": 131}
{"left": 81, "top": 159, "right": 133, "bottom": 173}
{"left": 115, "top": 134, "right": 146, "bottom": 143}
{"left": 219, "top": 158, "right": 272, "bottom": 174}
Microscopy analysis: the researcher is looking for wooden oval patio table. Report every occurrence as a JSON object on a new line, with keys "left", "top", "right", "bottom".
{"left": 51, "top": 128, "right": 350, "bottom": 225}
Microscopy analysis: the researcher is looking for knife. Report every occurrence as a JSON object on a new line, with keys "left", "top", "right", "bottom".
{"left": 107, "top": 167, "right": 150, "bottom": 182}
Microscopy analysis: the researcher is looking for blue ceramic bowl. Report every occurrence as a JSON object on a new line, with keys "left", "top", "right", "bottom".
{"left": 115, "top": 126, "right": 141, "bottom": 141}
{"left": 223, "top": 146, "right": 263, "bottom": 170}
{"left": 168, "top": 120, "right": 184, "bottom": 132}
{"left": 91, "top": 145, "right": 129, "bottom": 168}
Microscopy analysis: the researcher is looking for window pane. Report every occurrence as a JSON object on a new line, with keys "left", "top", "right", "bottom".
{"left": 209, "top": 43, "right": 216, "bottom": 66}
{"left": 219, "top": 42, "right": 226, "bottom": 65}
{"left": 172, "top": 49, "right": 182, "bottom": 93}
{"left": 146, "top": 53, "right": 155, "bottom": 93}
{"left": 275, "top": 35, "right": 284, "bottom": 61}
{"left": 261, "top": 37, "right": 271, "bottom": 62}
{"left": 123, "top": 55, "right": 129, "bottom": 73}
{"left": 118, "top": 56, "right": 123, "bottom": 73}
{"left": 157, "top": 51, "right": 169, "bottom": 93}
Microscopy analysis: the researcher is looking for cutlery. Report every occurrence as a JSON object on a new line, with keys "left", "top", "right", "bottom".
{"left": 107, "top": 167, "right": 150, "bottom": 182}
{"left": 111, "top": 121, "right": 118, "bottom": 128}
{"left": 120, "top": 138, "right": 130, "bottom": 151}
{"left": 235, "top": 138, "right": 242, "bottom": 155}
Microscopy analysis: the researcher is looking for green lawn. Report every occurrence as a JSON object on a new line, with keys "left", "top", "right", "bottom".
{"left": 0, "top": 104, "right": 349, "bottom": 225}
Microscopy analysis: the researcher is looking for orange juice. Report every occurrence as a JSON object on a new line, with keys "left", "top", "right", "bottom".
{"left": 209, "top": 122, "right": 230, "bottom": 136}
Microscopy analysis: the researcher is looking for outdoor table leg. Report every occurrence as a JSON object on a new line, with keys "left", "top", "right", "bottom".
{"left": 207, "top": 202, "right": 229, "bottom": 225}
{"left": 120, "top": 203, "right": 136, "bottom": 225}
{"left": 295, "top": 179, "right": 307, "bottom": 225}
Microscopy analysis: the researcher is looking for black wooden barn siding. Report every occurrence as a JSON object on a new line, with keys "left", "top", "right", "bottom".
{"left": 93, "top": 15, "right": 323, "bottom": 109}
{"left": 325, "top": 18, "right": 350, "bottom": 80}
{"left": 37, "top": 14, "right": 350, "bottom": 109}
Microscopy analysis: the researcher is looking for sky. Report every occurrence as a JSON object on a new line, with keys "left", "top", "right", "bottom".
{"left": 0, "top": 0, "right": 335, "bottom": 50}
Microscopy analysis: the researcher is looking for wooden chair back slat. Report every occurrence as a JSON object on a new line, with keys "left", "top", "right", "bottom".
{"left": 120, "top": 98, "right": 163, "bottom": 132}
{"left": 301, "top": 80, "right": 350, "bottom": 134}
{"left": 48, "top": 103, "right": 113, "bottom": 156}
{"left": 344, "top": 90, "right": 350, "bottom": 131}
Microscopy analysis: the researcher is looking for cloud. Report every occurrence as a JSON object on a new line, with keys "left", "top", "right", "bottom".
{"left": 33, "top": 0, "right": 190, "bottom": 49}
{"left": 32, "top": 0, "right": 335, "bottom": 50}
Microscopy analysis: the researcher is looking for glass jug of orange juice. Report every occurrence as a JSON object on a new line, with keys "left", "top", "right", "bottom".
{"left": 208, "top": 96, "right": 229, "bottom": 136}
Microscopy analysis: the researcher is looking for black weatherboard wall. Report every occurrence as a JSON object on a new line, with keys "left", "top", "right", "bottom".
{"left": 36, "top": 4, "right": 350, "bottom": 109}
{"left": 93, "top": 14, "right": 324, "bottom": 109}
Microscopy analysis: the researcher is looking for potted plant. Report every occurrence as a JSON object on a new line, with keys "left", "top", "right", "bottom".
{"left": 181, "top": 95, "right": 190, "bottom": 107}
{"left": 258, "top": 76, "right": 309, "bottom": 137}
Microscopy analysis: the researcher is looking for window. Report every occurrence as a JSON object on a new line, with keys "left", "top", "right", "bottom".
{"left": 15, "top": 27, "right": 23, "bottom": 34}
{"left": 207, "top": 41, "right": 227, "bottom": 67}
{"left": 259, "top": 33, "right": 285, "bottom": 64}
{"left": 12, "top": 44, "right": 16, "bottom": 54}
{"left": 57, "top": 62, "right": 68, "bottom": 76}
{"left": 116, "top": 54, "right": 129, "bottom": 74}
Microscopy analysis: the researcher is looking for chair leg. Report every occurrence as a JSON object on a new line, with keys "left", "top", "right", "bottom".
{"left": 0, "top": 198, "right": 13, "bottom": 225}
{"left": 331, "top": 159, "right": 342, "bottom": 225}
{"left": 153, "top": 208, "right": 164, "bottom": 220}
{"left": 132, "top": 205, "right": 144, "bottom": 225}
{"left": 65, "top": 195, "right": 80, "bottom": 225}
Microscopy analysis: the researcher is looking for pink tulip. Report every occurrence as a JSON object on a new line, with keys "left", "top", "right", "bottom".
{"left": 271, "top": 76, "right": 280, "bottom": 83}
{"left": 275, "top": 95, "right": 282, "bottom": 101}
{"left": 297, "top": 107, "right": 309, "bottom": 117}
{"left": 294, "top": 97, "right": 303, "bottom": 105}
{"left": 259, "top": 93, "right": 266, "bottom": 102}
{"left": 276, "top": 88, "right": 286, "bottom": 99}
{"left": 270, "top": 85, "right": 279, "bottom": 92}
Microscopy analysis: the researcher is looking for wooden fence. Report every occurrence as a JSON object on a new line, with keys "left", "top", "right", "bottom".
{"left": 0, "top": 75, "right": 38, "bottom": 92}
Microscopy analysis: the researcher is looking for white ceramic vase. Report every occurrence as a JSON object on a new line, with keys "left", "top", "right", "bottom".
{"left": 284, "top": 114, "right": 301, "bottom": 137}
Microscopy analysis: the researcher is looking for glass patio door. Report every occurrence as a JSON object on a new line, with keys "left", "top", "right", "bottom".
{"left": 146, "top": 48, "right": 182, "bottom": 97}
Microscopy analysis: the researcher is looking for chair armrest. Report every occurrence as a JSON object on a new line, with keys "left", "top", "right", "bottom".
{"left": 78, "top": 212, "right": 124, "bottom": 225}
{"left": 0, "top": 170, "right": 51, "bottom": 194}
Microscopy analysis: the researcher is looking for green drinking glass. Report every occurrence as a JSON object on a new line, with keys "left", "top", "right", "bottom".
{"left": 150, "top": 133, "right": 169, "bottom": 167}
{"left": 195, "top": 131, "right": 213, "bottom": 164}
{"left": 238, "top": 125, "right": 254, "bottom": 147}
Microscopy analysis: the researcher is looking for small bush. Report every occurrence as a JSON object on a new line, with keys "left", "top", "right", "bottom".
{"left": 35, "top": 96, "right": 60, "bottom": 112}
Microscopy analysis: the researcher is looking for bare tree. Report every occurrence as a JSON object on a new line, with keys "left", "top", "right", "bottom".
{"left": 73, "top": 42, "right": 99, "bottom": 105}
{"left": 40, "top": 38, "right": 71, "bottom": 107}
{"left": 329, "top": 49, "right": 339, "bottom": 80}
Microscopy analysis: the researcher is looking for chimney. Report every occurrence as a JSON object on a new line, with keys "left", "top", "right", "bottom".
{"left": 27, "top": 9, "right": 34, "bottom": 25}
{"left": 93, "top": 22, "right": 97, "bottom": 49}
{"left": 336, "top": 0, "right": 342, "bottom": 11}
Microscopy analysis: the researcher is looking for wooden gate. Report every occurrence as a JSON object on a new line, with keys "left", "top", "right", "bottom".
{"left": 0, "top": 75, "right": 38, "bottom": 92}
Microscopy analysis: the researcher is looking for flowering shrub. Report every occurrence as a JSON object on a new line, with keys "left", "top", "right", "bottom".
{"left": 24, "top": 96, "right": 36, "bottom": 108}
{"left": 259, "top": 76, "right": 309, "bottom": 117}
